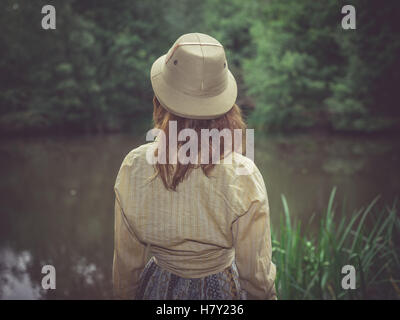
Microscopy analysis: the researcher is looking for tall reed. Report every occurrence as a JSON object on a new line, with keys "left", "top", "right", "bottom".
{"left": 272, "top": 187, "right": 400, "bottom": 299}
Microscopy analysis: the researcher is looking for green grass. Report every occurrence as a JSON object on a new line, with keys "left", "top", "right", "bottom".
{"left": 272, "top": 187, "right": 400, "bottom": 299}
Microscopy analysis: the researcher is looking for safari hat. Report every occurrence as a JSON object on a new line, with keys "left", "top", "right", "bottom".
{"left": 150, "top": 33, "right": 237, "bottom": 119}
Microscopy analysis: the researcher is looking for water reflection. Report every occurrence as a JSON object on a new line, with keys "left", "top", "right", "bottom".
{"left": 0, "top": 248, "right": 42, "bottom": 299}
{"left": 254, "top": 133, "right": 400, "bottom": 228}
{"left": 0, "top": 131, "right": 399, "bottom": 299}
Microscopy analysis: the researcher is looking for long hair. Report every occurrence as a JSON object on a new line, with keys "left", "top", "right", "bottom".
{"left": 152, "top": 96, "right": 247, "bottom": 191}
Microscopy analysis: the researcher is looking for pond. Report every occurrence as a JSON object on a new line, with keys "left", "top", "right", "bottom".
{"left": 0, "top": 131, "right": 399, "bottom": 299}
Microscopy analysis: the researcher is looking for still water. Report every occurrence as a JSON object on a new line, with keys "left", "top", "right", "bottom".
{"left": 0, "top": 131, "right": 399, "bottom": 299}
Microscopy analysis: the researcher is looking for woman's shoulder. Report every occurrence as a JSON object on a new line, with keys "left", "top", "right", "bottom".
{"left": 115, "top": 142, "right": 155, "bottom": 182}
{"left": 215, "top": 152, "right": 268, "bottom": 212}
{"left": 208, "top": 151, "right": 266, "bottom": 195}
{"left": 114, "top": 142, "right": 156, "bottom": 193}
{"left": 119, "top": 141, "right": 156, "bottom": 168}
{"left": 216, "top": 152, "right": 264, "bottom": 182}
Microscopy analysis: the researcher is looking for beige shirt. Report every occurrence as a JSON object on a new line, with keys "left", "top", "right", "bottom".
{"left": 113, "top": 142, "right": 276, "bottom": 299}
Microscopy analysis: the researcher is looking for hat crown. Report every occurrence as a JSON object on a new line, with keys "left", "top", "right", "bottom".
{"left": 162, "top": 33, "right": 228, "bottom": 97}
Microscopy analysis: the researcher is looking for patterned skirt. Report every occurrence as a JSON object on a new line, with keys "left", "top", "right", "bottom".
{"left": 135, "top": 257, "right": 247, "bottom": 300}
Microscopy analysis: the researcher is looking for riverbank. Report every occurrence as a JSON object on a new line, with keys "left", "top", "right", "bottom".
{"left": 273, "top": 188, "right": 400, "bottom": 299}
{"left": 0, "top": 133, "right": 399, "bottom": 299}
{"left": 1, "top": 110, "right": 400, "bottom": 139}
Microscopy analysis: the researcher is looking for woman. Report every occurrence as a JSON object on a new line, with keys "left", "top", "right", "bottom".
{"left": 113, "top": 33, "right": 276, "bottom": 300}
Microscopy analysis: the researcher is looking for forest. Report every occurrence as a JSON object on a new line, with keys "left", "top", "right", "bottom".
{"left": 1, "top": 0, "right": 399, "bottom": 135}
{"left": 1, "top": 1, "right": 400, "bottom": 300}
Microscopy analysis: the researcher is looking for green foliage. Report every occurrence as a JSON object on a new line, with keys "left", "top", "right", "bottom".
{"left": 1, "top": 0, "right": 399, "bottom": 134}
{"left": 244, "top": 0, "right": 400, "bottom": 132}
{"left": 273, "top": 188, "right": 400, "bottom": 299}
{"left": 1, "top": 0, "right": 172, "bottom": 133}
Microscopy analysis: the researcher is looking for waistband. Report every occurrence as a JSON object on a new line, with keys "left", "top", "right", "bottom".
{"left": 149, "top": 246, "right": 236, "bottom": 279}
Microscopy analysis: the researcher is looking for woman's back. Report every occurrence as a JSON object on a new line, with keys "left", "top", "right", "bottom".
{"left": 114, "top": 141, "right": 276, "bottom": 299}
{"left": 112, "top": 32, "right": 276, "bottom": 300}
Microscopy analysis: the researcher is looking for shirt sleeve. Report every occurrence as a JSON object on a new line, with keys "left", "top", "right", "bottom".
{"left": 112, "top": 192, "right": 148, "bottom": 299}
{"left": 232, "top": 177, "right": 277, "bottom": 300}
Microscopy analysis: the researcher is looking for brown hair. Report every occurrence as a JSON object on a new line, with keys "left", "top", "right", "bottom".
{"left": 151, "top": 96, "right": 247, "bottom": 191}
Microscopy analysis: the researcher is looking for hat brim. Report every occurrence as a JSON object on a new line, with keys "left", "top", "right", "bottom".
{"left": 150, "top": 55, "right": 237, "bottom": 119}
